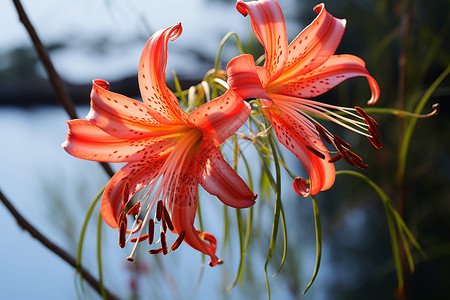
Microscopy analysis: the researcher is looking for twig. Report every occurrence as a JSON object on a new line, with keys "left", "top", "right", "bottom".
{"left": 12, "top": 0, "right": 115, "bottom": 178}
{"left": 0, "top": 188, "right": 120, "bottom": 300}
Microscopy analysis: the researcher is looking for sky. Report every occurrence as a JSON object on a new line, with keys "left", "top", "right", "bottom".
{"left": 1, "top": 0, "right": 300, "bottom": 84}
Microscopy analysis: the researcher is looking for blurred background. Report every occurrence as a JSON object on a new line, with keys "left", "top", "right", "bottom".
{"left": 1, "top": 0, "right": 449, "bottom": 299}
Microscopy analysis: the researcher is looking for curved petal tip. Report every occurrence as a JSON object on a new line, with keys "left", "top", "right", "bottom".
{"left": 293, "top": 177, "right": 311, "bottom": 197}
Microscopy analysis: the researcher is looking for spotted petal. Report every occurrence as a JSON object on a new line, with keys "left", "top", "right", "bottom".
{"left": 273, "top": 3, "right": 346, "bottom": 84}
{"left": 265, "top": 103, "right": 335, "bottom": 196}
{"left": 87, "top": 79, "right": 187, "bottom": 139}
{"left": 138, "top": 23, "right": 187, "bottom": 124}
{"left": 226, "top": 54, "right": 271, "bottom": 105}
{"left": 169, "top": 167, "right": 220, "bottom": 266}
{"left": 101, "top": 159, "right": 167, "bottom": 228}
{"left": 62, "top": 119, "right": 181, "bottom": 163}
{"left": 269, "top": 54, "right": 380, "bottom": 105}
{"left": 200, "top": 147, "right": 257, "bottom": 208}
{"left": 187, "top": 89, "right": 252, "bottom": 144}
{"left": 236, "top": 0, "right": 288, "bottom": 81}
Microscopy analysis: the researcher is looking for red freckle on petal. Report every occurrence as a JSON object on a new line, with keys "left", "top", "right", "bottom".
{"left": 145, "top": 86, "right": 148, "bottom": 90}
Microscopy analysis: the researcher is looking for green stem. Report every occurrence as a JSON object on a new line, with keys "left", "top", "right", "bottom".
{"left": 303, "top": 195, "right": 322, "bottom": 294}
{"left": 397, "top": 63, "right": 450, "bottom": 183}
{"left": 97, "top": 212, "right": 107, "bottom": 300}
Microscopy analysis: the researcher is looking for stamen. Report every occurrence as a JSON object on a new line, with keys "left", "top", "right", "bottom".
{"left": 305, "top": 145, "right": 325, "bottom": 159}
{"left": 162, "top": 206, "right": 175, "bottom": 231}
{"left": 171, "top": 231, "right": 185, "bottom": 251}
{"left": 334, "top": 141, "right": 355, "bottom": 166}
{"left": 353, "top": 159, "right": 369, "bottom": 170}
{"left": 328, "top": 153, "right": 343, "bottom": 163}
{"left": 355, "top": 106, "right": 379, "bottom": 132}
{"left": 130, "top": 234, "right": 149, "bottom": 243}
{"left": 156, "top": 200, "right": 163, "bottom": 221}
{"left": 127, "top": 201, "right": 140, "bottom": 215}
{"left": 333, "top": 135, "right": 352, "bottom": 150}
{"left": 345, "top": 150, "right": 363, "bottom": 163}
{"left": 162, "top": 219, "right": 167, "bottom": 233}
{"left": 119, "top": 221, "right": 126, "bottom": 249}
{"left": 122, "top": 181, "right": 130, "bottom": 206}
{"left": 149, "top": 248, "right": 163, "bottom": 254}
{"left": 314, "top": 123, "right": 332, "bottom": 144}
{"left": 148, "top": 218, "right": 154, "bottom": 245}
{"left": 161, "top": 232, "right": 168, "bottom": 255}
{"left": 118, "top": 211, "right": 127, "bottom": 228}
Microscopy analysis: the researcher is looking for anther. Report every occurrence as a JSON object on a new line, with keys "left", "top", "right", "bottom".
{"left": 162, "top": 206, "right": 175, "bottom": 231}
{"left": 333, "top": 135, "right": 352, "bottom": 150}
{"left": 148, "top": 218, "right": 154, "bottom": 245}
{"left": 328, "top": 153, "right": 343, "bottom": 163}
{"left": 149, "top": 248, "right": 163, "bottom": 254}
{"left": 118, "top": 211, "right": 127, "bottom": 228}
{"left": 334, "top": 142, "right": 355, "bottom": 166}
{"left": 305, "top": 145, "right": 325, "bottom": 159}
{"left": 161, "top": 232, "right": 168, "bottom": 255}
{"left": 353, "top": 159, "right": 369, "bottom": 170}
{"left": 130, "top": 234, "right": 149, "bottom": 243}
{"left": 119, "top": 221, "right": 126, "bottom": 249}
{"left": 314, "top": 123, "right": 332, "bottom": 144}
{"left": 127, "top": 201, "right": 140, "bottom": 215}
{"left": 122, "top": 181, "right": 130, "bottom": 206}
{"left": 345, "top": 150, "right": 363, "bottom": 163}
{"left": 355, "top": 106, "right": 379, "bottom": 131}
{"left": 162, "top": 219, "right": 167, "bottom": 233}
{"left": 156, "top": 200, "right": 163, "bottom": 221}
{"left": 170, "top": 231, "right": 185, "bottom": 251}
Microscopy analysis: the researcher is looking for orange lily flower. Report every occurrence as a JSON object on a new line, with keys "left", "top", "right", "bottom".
{"left": 227, "top": 0, "right": 381, "bottom": 197}
{"left": 62, "top": 23, "right": 256, "bottom": 266}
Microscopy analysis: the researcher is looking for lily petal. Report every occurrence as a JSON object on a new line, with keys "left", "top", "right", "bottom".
{"left": 236, "top": 0, "right": 288, "bottom": 80}
{"left": 101, "top": 160, "right": 166, "bottom": 228}
{"left": 265, "top": 104, "right": 335, "bottom": 196}
{"left": 269, "top": 54, "right": 380, "bottom": 105}
{"left": 62, "top": 119, "right": 180, "bottom": 163}
{"left": 187, "top": 89, "right": 251, "bottom": 144}
{"left": 169, "top": 173, "right": 219, "bottom": 266}
{"left": 87, "top": 79, "right": 187, "bottom": 139}
{"left": 138, "top": 23, "right": 188, "bottom": 124}
{"left": 274, "top": 3, "right": 346, "bottom": 83}
{"left": 201, "top": 147, "right": 257, "bottom": 208}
